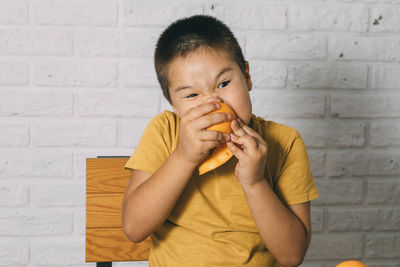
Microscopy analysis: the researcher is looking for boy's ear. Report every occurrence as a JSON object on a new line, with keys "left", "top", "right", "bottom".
{"left": 245, "top": 61, "right": 252, "bottom": 92}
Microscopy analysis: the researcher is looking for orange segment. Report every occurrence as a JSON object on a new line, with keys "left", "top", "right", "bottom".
{"left": 335, "top": 260, "right": 369, "bottom": 267}
{"left": 198, "top": 102, "right": 237, "bottom": 175}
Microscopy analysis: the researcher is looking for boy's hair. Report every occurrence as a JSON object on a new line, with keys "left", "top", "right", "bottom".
{"left": 154, "top": 15, "right": 247, "bottom": 105}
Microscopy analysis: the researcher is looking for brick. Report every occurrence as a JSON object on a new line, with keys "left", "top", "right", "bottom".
{"left": 327, "top": 151, "right": 400, "bottom": 177}
{"left": 119, "top": 58, "right": 158, "bottom": 87}
{"left": 327, "top": 208, "right": 362, "bottom": 232}
{"left": 0, "top": 149, "right": 74, "bottom": 178}
{"left": 32, "top": 180, "right": 84, "bottom": 206}
{"left": 368, "top": 153, "right": 400, "bottom": 176}
{"left": 249, "top": 60, "right": 287, "bottom": 89}
{"left": 288, "top": 64, "right": 368, "bottom": 89}
{"left": 122, "top": 118, "right": 151, "bottom": 148}
{"left": 0, "top": 124, "right": 30, "bottom": 146}
{"left": 308, "top": 150, "right": 325, "bottom": 177}
{"left": 78, "top": 90, "right": 160, "bottom": 118}
{"left": 336, "top": 0, "right": 386, "bottom": 2}
{"left": 74, "top": 28, "right": 162, "bottom": 58}
{"left": 0, "top": 91, "right": 73, "bottom": 117}
{"left": 32, "top": 121, "right": 116, "bottom": 147}
{"left": 370, "top": 121, "right": 400, "bottom": 147}
{"left": 367, "top": 263, "right": 400, "bottom": 267}
{"left": 312, "top": 180, "right": 363, "bottom": 205}
{"left": 277, "top": 120, "right": 326, "bottom": 148}
{"left": 33, "top": 0, "right": 117, "bottom": 26}
{"left": 0, "top": 0, "right": 28, "bottom": 24}
{"left": 330, "top": 93, "right": 400, "bottom": 118}
{"left": 365, "top": 234, "right": 400, "bottom": 258}
{"left": 284, "top": 120, "right": 365, "bottom": 148}
{"left": 0, "top": 29, "right": 72, "bottom": 55}
{"left": 0, "top": 61, "right": 29, "bottom": 85}
{"left": 251, "top": 91, "right": 325, "bottom": 118}
{"left": 371, "top": 6, "right": 400, "bottom": 32}
{"left": 33, "top": 238, "right": 84, "bottom": 265}
{"left": 122, "top": 0, "right": 203, "bottom": 26}
{"left": 371, "top": 66, "right": 400, "bottom": 89}
{"left": 247, "top": 34, "right": 326, "bottom": 60}
{"left": 361, "top": 208, "right": 400, "bottom": 231}
{"left": 311, "top": 208, "right": 324, "bottom": 232}
{"left": 0, "top": 209, "right": 73, "bottom": 236}
{"left": 329, "top": 35, "right": 400, "bottom": 61}
{"left": 306, "top": 234, "right": 363, "bottom": 260}
{"left": 339, "top": 0, "right": 400, "bottom": 2}
{"left": 367, "top": 180, "right": 400, "bottom": 204}
{"left": 0, "top": 239, "right": 29, "bottom": 265}
{"left": 34, "top": 60, "right": 117, "bottom": 87}
{"left": 74, "top": 207, "right": 85, "bottom": 236}
{"left": 328, "top": 207, "right": 400, "bottom": 231}
{"left": 289, "top": 4, "right": 368, "bottom": 32}
{"left": 326, "top": 121, "right": 365, "bottom": 147}
{"left": 0, "top": 182, "right": 29, "bottom": 206}
{"left": 205, "top": 3, "right": 286, "bottom": 30}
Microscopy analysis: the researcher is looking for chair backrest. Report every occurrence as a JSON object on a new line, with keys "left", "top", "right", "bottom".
{"left": 85, "top": 157, "right": 150, "bottom": 264}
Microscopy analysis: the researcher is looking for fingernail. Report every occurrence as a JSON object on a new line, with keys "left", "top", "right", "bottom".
{"left": 214, "top": 103, "right": 220, "bottom": 110}
{"left": 225, "top": 135, "right": 231, "bottom": 142}
{"left": 237, "top": 118, "right": 243, "bottom": 125}
{"left": 226, "top": 113, "right": 232, "bottom": 120}
{"left": 230, "top": 133, "right": 235, "bottom": 138}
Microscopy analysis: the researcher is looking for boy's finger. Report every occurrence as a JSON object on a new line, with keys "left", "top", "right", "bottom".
{"left": 186, "top": 102, "right": 220, "bottom": 121}
{"left": 231, "top": 119, "right": 248, "bottom": 137}
{"left": 200, "top": 130, "right": 228, "bottom": 143}
{"left": 231, "top": 133, "right": 258, "bottom": 150}
{"left": 226, "top": 140, "right": 245, "bottom": 159}
{"left": 230, "top": 133, "right": 245, "bottom": 145}
{"left": 237, "top": 119, "right": 268, "bottom": 145}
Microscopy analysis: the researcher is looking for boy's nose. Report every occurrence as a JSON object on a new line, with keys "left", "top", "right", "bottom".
{"left": 207, "top": 95, "right": 224, "bottom": 104}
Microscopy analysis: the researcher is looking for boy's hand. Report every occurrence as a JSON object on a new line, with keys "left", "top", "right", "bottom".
{"left": 226, "top": 118, "right": 269, "bottom": 186}
{"left": 175, "top": 102, "right": 232, "bottom": 166}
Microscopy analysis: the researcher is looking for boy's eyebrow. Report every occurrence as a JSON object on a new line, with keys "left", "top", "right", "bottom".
{"left": 173, "top": 67, "right": 233, "bottom": 93}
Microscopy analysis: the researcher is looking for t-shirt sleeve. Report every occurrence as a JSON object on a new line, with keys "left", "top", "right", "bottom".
{"left": 275, "top": 130, "right": 319, "bottom": 205}
{"left": 124, "top": 112, "right": 174, "bottom": 174}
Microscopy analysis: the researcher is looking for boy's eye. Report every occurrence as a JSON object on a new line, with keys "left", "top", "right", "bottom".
{"left": 218, "top": 80, "right": 230, "bottom": 89}
{"left": 184, "top": 80, "right": 230, "bottom": 98}
{"left": 185, "top": 93, "right": 197, "bottom": 99}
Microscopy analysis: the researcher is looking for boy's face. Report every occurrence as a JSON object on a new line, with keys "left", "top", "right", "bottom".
{"left": 167, "top": 47, "right": 253, "bottom": 125}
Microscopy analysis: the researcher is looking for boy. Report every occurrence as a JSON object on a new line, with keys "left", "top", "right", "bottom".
{"left": 122, "top": 15, "right": 319, "bottom": 267}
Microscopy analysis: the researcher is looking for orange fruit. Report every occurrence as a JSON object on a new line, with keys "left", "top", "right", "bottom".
{"left": 335, "top": 260, "right": 369, "bottom": 267}
{"left": 198, "top": 102, "right": 237, "bottom": 175}
{"left": 206, "top": 102, "right": 237, "bottom": 134}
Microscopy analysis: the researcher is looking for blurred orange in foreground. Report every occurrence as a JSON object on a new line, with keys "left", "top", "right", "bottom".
{"left": 198, "top": 102, "right": 237, "bottom": 175}
{"left": 335, "top": 260, "right": 369, "bottom": 267}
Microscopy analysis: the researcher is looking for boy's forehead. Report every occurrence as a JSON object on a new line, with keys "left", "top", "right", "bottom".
{"left": 182, "top": 46, "right": 230, "bottom": 61}
{"left": 169, "top": 48, "right": 234, "bottom": 74}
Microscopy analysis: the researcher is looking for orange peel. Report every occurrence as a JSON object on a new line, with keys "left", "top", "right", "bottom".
{"left": 335, "top": 260, "right": 369, "bottom": 267}
{"left": 198, "top": 102, "right": 237, "bottom": 175}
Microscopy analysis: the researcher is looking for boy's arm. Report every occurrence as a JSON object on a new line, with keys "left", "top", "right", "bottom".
{"left": 121, "top": 150, "right": 197, "bottom": 243}
{"left": 121, "top": 102, "right": 230, "bottom": 243}
{"left": 242, "top": 180, "right": 311, "bottom": 267}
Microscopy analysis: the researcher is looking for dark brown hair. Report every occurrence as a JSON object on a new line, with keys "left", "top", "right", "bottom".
{"left": 154, "top": 15, "right": 247, "bottom": 105}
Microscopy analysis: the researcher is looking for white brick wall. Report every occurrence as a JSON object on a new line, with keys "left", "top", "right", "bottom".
{"left": 0, "top": 0, "right": 399, "bottom": 266}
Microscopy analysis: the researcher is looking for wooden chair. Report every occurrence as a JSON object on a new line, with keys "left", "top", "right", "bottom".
{"left": 85, "top": 156, "right": 150, "bottom": 266}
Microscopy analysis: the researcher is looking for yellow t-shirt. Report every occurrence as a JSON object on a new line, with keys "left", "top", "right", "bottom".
{"left": 124, "top": 110, "right": 319, "bottom": 266}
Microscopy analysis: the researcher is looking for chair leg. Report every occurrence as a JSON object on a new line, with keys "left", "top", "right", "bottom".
{"left": 97, "top": 262, "right": 112, "bottom": 267}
